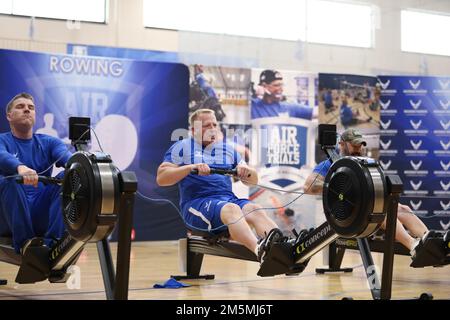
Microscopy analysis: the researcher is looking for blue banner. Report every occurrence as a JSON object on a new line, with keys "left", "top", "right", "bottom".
{"left": 0, "top": 49, "right": 190, "bottom": 240}
{"left": 379, "top": 76, "right": 450, "bottom": 231}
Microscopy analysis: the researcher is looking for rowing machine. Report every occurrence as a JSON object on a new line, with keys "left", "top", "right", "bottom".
{"left": 0, "top": 117, "right": 137, "bottom": 300}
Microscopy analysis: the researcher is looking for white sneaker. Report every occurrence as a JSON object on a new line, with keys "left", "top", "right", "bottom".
{"left": 256, "top": 228, "right": 284, "bottom": 263}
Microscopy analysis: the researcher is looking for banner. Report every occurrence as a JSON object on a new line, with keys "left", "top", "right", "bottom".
{"left": 249, "top": 69, "right": 318, "bottom": 232}
{"left": 0, "top": 49, "right": 190, "bottom": 240}
{"left": 379, "top": 76, "right": 450, "bottom": 231}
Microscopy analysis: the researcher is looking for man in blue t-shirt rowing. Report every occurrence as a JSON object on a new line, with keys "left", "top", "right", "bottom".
{"left": 303, "top": 128, "right": 429, "bottom": 256}
{"left": 0, "top": 93, "right": 71, "bottom": 254}
{"left": 156, "top": 109, "right": 283, "bottom": 263}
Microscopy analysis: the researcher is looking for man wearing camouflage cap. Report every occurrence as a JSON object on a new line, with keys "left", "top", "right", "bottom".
{"left": 303, "top": 128, "right": 429, "bottom": 255}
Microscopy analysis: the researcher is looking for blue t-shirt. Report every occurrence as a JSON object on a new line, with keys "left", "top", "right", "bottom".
{"left": 324, "top": 92, "right": 333, "bottom": 105}
{"left": 0, "top": 132, "right": 71, "bottom": 196}
{"left": 163, "top": 138, "right": 242, "bottom": 209}
{"left": 340, "top": 103, "right": 353, "bottom": 126}
{"left": 313, "top": 159, "right": 332, "bottom": 177}
{"left": 251, "top": 98, "right": 313, "bottom": 120}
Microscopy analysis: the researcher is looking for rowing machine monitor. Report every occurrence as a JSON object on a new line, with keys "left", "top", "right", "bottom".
{"left": 69, "top": 117, "right": 90, "bottom": 151}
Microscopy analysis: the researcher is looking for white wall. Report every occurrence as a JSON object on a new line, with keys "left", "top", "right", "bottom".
{"left": 0, "top": 0, "right": 449, "bottom": 75}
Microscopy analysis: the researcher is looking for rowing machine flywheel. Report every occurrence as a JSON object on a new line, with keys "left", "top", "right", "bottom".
{"left": 62, "top": 151, "right": 120, "bottom": 242}
{"left": 322, "top": 157, "right": 386, "bottom": 238}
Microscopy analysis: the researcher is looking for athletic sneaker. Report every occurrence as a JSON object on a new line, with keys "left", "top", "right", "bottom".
{"left": 256, "top": 228, "right": 284, "bottom": 263}
{"left": 16, "top": 237, "right": 50, "bottom": 284}
{"left": 410, "top": 231, "right": 430, "bottom": 258}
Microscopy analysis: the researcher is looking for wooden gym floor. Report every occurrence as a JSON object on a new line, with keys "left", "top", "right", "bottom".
{"left": 0, "top": 241, "right": 449, "bottom": 300}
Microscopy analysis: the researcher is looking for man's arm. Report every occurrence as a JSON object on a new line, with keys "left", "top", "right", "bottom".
{"left": 0, "top": 141, "right": 22, "bottom": 175}
{"left": 0, "top": 138, "right": 38, "bottom": 186}
{"left": 303, "top": 173, "right": 325, "bottom": 195}
{"left": 156, "top": 162, "right": 212, "bottom": 186}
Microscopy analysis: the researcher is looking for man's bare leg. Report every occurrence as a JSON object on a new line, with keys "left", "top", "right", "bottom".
{"left": 397, "top": 204, "right": 428, "bottom": 238}
{"left": 242, "top": 203, "right": 278, "bottom": 238}
{"left": 381, "top": 218, "right": 416, "bottom": 251}
{"left": 220, "top": 203, "right": 258, "bottom": 254}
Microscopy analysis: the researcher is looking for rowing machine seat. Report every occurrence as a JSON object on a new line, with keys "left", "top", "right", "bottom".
{"left": 187, "top": 228, "right": 230, "bottom": 244}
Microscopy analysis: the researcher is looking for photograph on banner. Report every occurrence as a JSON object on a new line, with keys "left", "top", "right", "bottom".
{"left": 250, "top": 69, "right": 317, "bottom": 120}
{"left": 188, "top": 64, "right": 253, "bottom": 198}
{"left": 318, "top": 73, "right": 380, "bottom": 161}
{"left": 248, "top": 68, "right": 319, "bottom": 233}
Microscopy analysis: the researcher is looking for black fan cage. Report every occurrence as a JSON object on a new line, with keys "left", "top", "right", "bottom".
{"left": 327, "top": 171, "right": 358, "bottom": 222}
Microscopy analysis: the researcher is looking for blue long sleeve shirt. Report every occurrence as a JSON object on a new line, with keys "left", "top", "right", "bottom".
{"left": 0, "top": 132, "right": 71, "bottom": 195}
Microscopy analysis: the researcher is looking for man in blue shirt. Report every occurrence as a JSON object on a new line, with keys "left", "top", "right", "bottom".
{"left": 339, "top": 95, "right": 372, "bottom": 128}
{"left": 323, "top": 89, "right": 335, "bottom": 114}
{"left": 156, "top": 109, "right": 283, "bottom": 262}
{"left": 303, "top": 128, "right": 429, "bottom": 255}
{"left": 0, "top": 93, "right": 71, "bottom": 254}
{"left": 251, "top": 70, "right": 316, "bottom": 120}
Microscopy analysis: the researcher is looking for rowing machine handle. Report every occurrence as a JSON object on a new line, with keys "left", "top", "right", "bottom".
{"left": 15, "top": 176, "right": 62, "bottom": 185}
{"left": 191, "top": 168, "right": 237, "bottom": 176}
{"left": 191, "top": 168, "right": 251, "bottom": 177}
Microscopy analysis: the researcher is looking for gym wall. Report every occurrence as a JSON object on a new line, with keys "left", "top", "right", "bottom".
{"left": 0, "top": 0, "right": 449, "bottom": 75}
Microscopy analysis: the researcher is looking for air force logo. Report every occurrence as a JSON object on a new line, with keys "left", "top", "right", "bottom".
{"left": 379, "top": 160, "right": 392, "bottom": 170}
{"left": 410, "top": 140, "right": 422, "bottom": 150}
{"left": 440, "top": 99, "right": 450, "bottom": 110}
{"left": 409, "top": 80, "right": 421, "bottom": 90}
{"left": 379, "top": 79, "right": 390, "bottom": 90}
{"left": 409, "top": 99, "right": 422, "bottom": 109}
{"left": 410, "top": 160, "right": 422, "bottom": 171}
{"left": 440, "top": 201, "right": 450, "bottom": 211}
{"left": 440, "top": 160, "right": 450, "bottom": 171}
{"left": 440, "top": 120, "right": 450, "bottom": 130}
{"left": 440, "top": 180, "right": 450, "bottom": 191}
{"left": 409, "top": 200, "right": 422, "bottom": 210}
{"left": 380, "top": 100, "right": 391, "bottom": 110}
{"left": 438, "top": 79, "right": 450, "bottom": 90}
{"left": 440, "top": 140, "right": 450, "bottom": 151}
{"left": 410, "top": 180, "right": 422, "bottom": 191}
{"left": 440, "top": 220, "right": 450, "bottom": 230}
{"left": 410, "top": 120, "right": 422, "bottom": 130}
{"left": 380, "top": 120, "right": 391, "bottom": 130}
{"left": 380, "top": 140, "right": 392, "bottom": 150}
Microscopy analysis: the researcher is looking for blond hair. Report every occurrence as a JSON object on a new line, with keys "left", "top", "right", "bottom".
{"left": 188, "top": 109, "right": 215, "bottom": 127}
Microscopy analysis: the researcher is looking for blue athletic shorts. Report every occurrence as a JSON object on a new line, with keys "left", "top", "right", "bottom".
{"left": 182, "top": 196, "right": 251, "bottom": 234}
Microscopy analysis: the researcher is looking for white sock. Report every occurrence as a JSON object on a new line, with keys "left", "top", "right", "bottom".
{"left": 254, "top": 246, "right": 259, "bottom": 257}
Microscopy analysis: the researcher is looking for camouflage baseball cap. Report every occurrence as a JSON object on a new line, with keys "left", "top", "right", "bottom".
{"left": 340, "top": 128, "right": 367, "bottom": 146}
